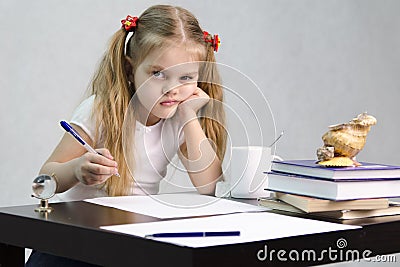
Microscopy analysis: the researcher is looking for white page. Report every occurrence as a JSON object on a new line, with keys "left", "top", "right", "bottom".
{"left": 101, "top": 212, "right": 360, "bottom": 248}
{"left": 85, "top": 193, "right": 267, "bottom": 219}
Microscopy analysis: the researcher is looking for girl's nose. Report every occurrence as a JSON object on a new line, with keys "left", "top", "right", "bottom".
{"left": 162, "top": 83, "right": 180, "bottom": 95}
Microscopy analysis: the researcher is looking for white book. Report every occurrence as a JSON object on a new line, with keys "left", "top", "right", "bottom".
{"left": 267, "top": 172, "right": 400, "bottom": 201}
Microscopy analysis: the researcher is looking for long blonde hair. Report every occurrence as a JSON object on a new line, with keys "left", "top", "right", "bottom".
{"left": 90, "top": 5, "right": 226, "bottom": 196}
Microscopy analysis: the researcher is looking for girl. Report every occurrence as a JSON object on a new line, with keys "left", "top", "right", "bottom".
{"left": 40, "top": 5, "right": 226, "bottom": 199}
{"left": 27, "top": 4, "right": 226, "bottom": 267}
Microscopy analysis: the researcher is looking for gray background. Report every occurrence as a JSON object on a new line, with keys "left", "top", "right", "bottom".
{"left": 1, "top": 1, "right": 400, "bottom": 265}
{"left": 2, "top": 0, "right": 400, "bottom": 203}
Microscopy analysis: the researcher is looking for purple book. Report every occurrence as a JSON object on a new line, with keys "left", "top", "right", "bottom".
{"left": 270, "top": 160, "right": 400, "bottom": 180}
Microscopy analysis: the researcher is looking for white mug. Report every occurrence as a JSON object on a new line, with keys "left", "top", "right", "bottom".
{"left": 216, "top": 146, "right": 282, "bottom": 199}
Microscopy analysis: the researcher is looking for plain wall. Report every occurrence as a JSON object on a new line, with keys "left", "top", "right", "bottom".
{"left": 2, "top": 0, "right": 400, "bottom": 205}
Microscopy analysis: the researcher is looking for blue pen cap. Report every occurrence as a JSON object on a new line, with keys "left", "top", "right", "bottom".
{"left": 60, "top": 121, "right": 70, "bottom": 132}
{"left": 60, "top": 120, "right": 85, "bottom": 145}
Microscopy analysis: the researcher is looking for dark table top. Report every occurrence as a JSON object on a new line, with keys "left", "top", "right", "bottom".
{"left": 1, "top": 199, "right": 400, "bottom": 266}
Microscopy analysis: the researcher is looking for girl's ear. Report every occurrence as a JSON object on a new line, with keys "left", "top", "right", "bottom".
{"left": 124, "top": 56, "right": 135, "bottom": 82}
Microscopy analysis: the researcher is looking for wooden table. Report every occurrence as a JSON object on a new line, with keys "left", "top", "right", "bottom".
{"left": 1, "top": 200, "right": 400, "bottom": 266}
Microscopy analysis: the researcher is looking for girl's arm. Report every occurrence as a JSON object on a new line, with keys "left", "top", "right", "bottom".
{"left": 39, "top": 124, "right": 118, "bottom": 193}
{"left": 178, "top": 89, "right": 222, "bottom": 195}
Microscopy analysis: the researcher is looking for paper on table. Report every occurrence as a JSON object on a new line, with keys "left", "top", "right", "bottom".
{"left": 101, "top": 212, "right": 361, "bottom": 248}
{"left": 85, "top": 193, "right": 267, "bottom": 219}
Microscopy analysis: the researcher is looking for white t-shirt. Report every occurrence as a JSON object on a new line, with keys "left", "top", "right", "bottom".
{"left": 57, "top": 95, "right": 185, "bottom": 201}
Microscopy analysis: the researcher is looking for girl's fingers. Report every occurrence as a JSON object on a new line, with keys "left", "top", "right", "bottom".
{"left": 80, "top": 164, "right": 118, "bottom": 184}
{"left": 86, "top": 152, "right": 118, "bottom": 168}
{"left": 86, "top": 163, "right": 118, "bottom": 176}
{"left": 96, "top": 148, "right": 114, "bottom": 160}
{"left": 77, "top": 152, "right": 119, "bottom": 185}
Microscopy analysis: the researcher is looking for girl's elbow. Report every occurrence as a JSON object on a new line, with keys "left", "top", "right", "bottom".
{"left": 196, "top": 186, "right": 215, "bottom": 196}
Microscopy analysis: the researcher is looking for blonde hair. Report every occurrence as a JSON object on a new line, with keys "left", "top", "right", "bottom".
{"left": 90, "top": 5, "right": 226, "bottom": 196}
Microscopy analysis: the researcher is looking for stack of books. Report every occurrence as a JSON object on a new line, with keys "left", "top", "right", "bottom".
{"left": 258, "top": 160, "right": 400, "bottom": 219}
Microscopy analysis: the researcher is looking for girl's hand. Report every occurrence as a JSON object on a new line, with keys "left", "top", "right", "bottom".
{"left": 73, "top": 148, "right": 119, "bottom": 185}
{"left": 178, "top": 87, "right": 210, "bottom": 122}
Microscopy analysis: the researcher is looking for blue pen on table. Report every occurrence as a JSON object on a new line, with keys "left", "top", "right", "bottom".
{"left": 60, "top": 120, "right": 120, "bottom": 177}
{"left": 145, "top": 231, "right": 241, "bottom": 238}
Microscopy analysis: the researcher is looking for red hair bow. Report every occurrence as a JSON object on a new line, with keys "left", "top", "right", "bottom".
{"left": 121, "top": 15, "right": 138, "bottom": 32}
{"left": 203, "top": 31, "right": 221, "bottom": 52}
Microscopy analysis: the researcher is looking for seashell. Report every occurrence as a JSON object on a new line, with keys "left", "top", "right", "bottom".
{"left": 318, "top": 156, "right": 355, "bottom": 167}
{"left": 351, "top": 112, "right": 378, "bottom": 127}
{"left": 320, "top": 112, "right": 377, "bottom": 159}
{"left": 317, "top": 146, "right": 334, "bottom": 161}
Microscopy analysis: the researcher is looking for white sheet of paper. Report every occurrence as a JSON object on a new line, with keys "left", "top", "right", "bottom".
{"left": 85, "top": 193, "right": 267, "bottom": 219}
{"left": 101, "top": 212, "right": 360, "bottom": 248}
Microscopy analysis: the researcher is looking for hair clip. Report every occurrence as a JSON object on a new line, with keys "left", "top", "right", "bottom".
{"left": 121, "top": 15, "right": 138, "bottom": 32}
{"left": 203, "top": 31, "right": 221, "bottom": 52}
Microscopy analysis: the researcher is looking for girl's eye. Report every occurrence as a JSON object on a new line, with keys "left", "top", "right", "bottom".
{"left": 180, "top": 76, "right": 194, "bottom": 81}
{"left": 152, "top": 71, "right": 165, "bottom": 79}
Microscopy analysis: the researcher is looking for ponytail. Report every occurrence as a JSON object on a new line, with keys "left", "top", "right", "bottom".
{"left": 198, "top": 47, "right": 227, "bottom": 161}
{"left": 90, "top": 28, "right": 135, "bottom": 196}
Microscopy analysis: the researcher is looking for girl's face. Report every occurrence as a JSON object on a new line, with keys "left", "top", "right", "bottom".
{"left": 134, "top": 45, "right": 200, "bottom": 125}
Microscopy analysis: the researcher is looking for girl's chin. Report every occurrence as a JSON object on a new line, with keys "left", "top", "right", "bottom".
{"left": 154, "top": 107, "right": 178, "bottom": 119}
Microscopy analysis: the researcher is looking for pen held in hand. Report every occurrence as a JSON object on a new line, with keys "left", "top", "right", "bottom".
{"left": 145, "top": 231, "right": 241, "bottom": 238}
{"left": 60, "top": 120, "right": 120, "bottom": 177}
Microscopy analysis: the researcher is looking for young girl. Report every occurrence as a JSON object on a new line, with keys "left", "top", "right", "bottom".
{"left": 27, "top": 4, "right": 226, "bottom": 266}
{"left": 41, "top": 5, "right": 225, "bottom": 199}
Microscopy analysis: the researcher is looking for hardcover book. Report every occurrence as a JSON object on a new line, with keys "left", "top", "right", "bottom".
{"left": 257, "top": 197, "right": 400, "bottom": 220}
{"left": 271, "top": 160, "right": 400, "bottom": 180}
{"left": 275, "top": 193, "right": 389, "bottom": 213}
{"left": 315, "top": 205, "right": 400, "bottom": 220}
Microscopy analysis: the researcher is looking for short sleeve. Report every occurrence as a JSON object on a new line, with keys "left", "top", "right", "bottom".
{"left": 70, "top": 95, "right": 96, "bottom": 142}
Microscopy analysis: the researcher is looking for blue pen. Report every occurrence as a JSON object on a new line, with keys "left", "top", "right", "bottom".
{"left": 145, "top": 231, "right": 241, "bottom": 238}
{"left": 60, "top": 120, "right": 120, "bottom": 177}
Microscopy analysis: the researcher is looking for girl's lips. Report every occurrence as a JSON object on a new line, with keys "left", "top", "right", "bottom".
{"left": 160, "top": 100, "right": 180, "bottom": 106}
